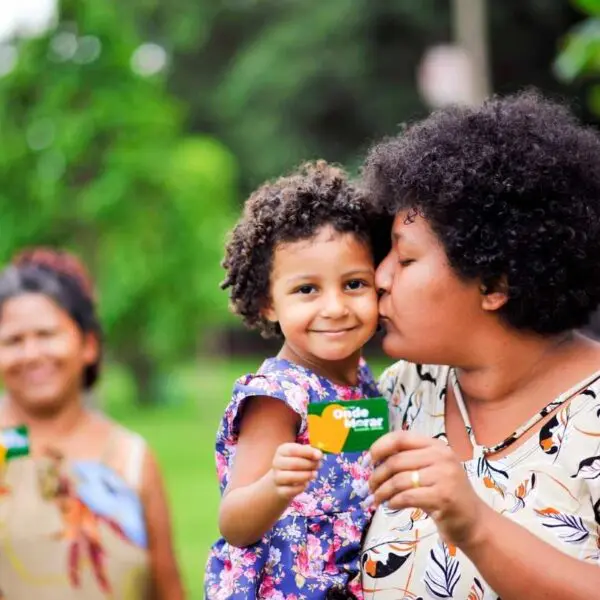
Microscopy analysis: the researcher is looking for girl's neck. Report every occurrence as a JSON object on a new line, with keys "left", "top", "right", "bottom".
{"left": 278, "top": 343, "right": 362, "bottom": 387}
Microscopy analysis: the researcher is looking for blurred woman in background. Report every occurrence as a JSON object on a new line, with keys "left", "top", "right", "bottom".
{"left": 0, "top": 248, "right": 184, "bottom": 599}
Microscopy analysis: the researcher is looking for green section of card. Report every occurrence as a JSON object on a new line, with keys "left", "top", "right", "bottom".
{"left": 1, "top": 425, "right": 30, "bottom": 461}
{"left": 307, "top": 397, "right": 389, "bottom": 453}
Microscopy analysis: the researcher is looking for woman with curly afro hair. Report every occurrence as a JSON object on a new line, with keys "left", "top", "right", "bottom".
{"left": 360, "top": 91, "right": 600, "bottom": 599}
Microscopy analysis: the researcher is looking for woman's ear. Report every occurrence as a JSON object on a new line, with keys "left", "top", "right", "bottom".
{"left": 82, "top": 332, "right": 100, "bottom": 366}
{"left": 480, "top": 277, "right": 509, "bottom": 312}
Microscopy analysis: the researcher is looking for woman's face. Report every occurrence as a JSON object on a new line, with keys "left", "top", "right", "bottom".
{"left": 376, "top": 211, "right": 487, "bottom": 364}
{"left": 0, "top": 293, "right": 97, "bottom": 414}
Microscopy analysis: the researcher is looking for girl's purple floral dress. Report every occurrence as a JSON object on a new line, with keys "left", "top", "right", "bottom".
{"left": 204, "top": 356, "right": 380, "bottom": 600}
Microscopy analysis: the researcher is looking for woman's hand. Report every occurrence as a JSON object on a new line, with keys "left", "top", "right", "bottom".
{"left": 271, "top": 442, "right": 322, "bottom": 501}
{"left": 368, "top": 430, "right": 486, "bottom": 548}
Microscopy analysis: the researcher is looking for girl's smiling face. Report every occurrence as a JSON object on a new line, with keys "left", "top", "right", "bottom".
{"left": 264, "top": 225, "right": 378, "bottom": 375}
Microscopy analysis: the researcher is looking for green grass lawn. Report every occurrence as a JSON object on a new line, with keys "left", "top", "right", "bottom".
{"left": 100, "top": 356, "right": 390, "bottom": 599}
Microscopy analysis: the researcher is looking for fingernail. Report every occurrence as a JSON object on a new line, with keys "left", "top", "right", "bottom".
{"left": 363, "top": 494, "right": 375, "bottom": 507}
{"left": 382, "top": 501, "right": 389, "bottom": 509}
{"left": 360, "top": 452, "right": 372, "bottom": 468}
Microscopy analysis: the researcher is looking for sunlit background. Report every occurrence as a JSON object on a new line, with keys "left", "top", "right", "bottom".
{"left": 1, "top": 0, "right": 599, "bottom": 596}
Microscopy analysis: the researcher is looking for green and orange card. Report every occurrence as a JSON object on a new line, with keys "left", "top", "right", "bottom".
{"left": 307, "top": 397, "right": 389, "bottom": 453}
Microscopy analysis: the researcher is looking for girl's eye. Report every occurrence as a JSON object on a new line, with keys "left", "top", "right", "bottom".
{"left": 346, "top": 279, "right": 366, "bottom": 291}
{"left": 296, "top": 285, "right": 316, "bottom": 295}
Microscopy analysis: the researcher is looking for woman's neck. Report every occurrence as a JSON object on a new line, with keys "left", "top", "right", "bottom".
{"left": 455, "top": 329, "right": 599, "bottom": 406}
{"left": 2, "top": 393, "right": 88, "bottom": 441}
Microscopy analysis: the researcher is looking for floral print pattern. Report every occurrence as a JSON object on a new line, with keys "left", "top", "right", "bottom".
{"left": 205, "top": 357, "right": 381, "bottom": 600}
{"left": 361, "top": 361, "right": 600, "bottom": 599}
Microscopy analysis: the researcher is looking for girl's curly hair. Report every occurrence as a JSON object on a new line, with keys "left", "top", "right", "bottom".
{"left": 363, "top": 90, "right": 600, "bottom": 335}
{"left": 221, "top": 160, "right": 374, "bottom": 337}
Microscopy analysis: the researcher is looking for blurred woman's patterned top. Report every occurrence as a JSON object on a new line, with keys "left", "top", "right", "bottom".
{"left": 0, "top": 419, "right": 151, "bottom": 600}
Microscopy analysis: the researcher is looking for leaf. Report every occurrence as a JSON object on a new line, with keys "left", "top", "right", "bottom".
{"left": 362, "top": 550, "right": 409, "bottom": 578}
{"left": 477, "top": 457, "right": 508, "bottom": 497}
{"left": 68, "top": 543, "right": 81, "bottom": 588}
{"left": 535, "top": 509, "right": 590, "bottom": 543}
{"left": 424, "top": 541, "right": 461, "bottom": 599}
{"left": 573, "top": 0, "right": 600, "bottom": 17}
{"left": 554, "top": 18, "right": 600, "bottom": 82}
{"left": 468, "top": 577, "right": 484, "bottom": 600}
{"left": 88, "top": 539, "right": 111, "bottom": 594}
{"left": 572, "top": 454, "right": 600, "bottom": 480}
{"left": 539, "top": 406, "right": 570, "bottom": 458}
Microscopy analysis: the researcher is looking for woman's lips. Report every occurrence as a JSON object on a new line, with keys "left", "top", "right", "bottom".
{"left": 20, "top": 365, "right": 57, "bottom": 385}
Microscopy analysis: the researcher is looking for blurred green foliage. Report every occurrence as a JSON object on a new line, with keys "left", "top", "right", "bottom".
{"left": 0, "top": 0, "right": 590, "bottom": 404}
{"left": 0, "top": 0, "right": 238, "bottom": 401}
{"left": 142, "top": 0, "right": 579, "bottom": 192}
{"left": 555, "top": 0, "right": 600, "bottom": 114}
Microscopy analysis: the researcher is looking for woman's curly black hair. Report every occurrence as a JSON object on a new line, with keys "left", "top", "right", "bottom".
{"left": 221, "top": 160, "right": 374, "bottom": 337}
{"left": 363, "top": 90, "right": 600, "bottom": 335}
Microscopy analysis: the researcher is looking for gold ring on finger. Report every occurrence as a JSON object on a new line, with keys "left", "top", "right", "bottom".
{"left": 410, "top": 470, "right": 421, "bottom": 489}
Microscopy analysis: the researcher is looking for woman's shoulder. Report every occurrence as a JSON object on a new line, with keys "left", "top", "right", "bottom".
{"left": 379, "top": 361, "right": 448, "bottom": 433}
{"left": 379, "top": 361, "right": 449, "bottom": 398}
{"left": 93, "top": 412, "right": 147, "bottom": 448}
{"left": 558, "top": 375, "right": 600, "bottom": 455}
{"left": 91, "top": 414, "right": 148, "bottom": 490}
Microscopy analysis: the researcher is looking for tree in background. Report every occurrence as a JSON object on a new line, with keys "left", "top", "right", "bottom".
{"left": 133, "top": 0, "right": 581, "bottom": 194}
{"left": 554, "top": 0, "right": 600, "bottom": 115}
{"left": 0, "top": 0, "right": 238, "bottom": 402}
{"left": 555, "top": 0, "right": 600, "bottom": 339}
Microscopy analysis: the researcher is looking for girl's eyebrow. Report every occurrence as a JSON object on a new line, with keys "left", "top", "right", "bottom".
{"left": 285, "top": 274, "right": 315, "bottom": 284}
{"left": 341, "top": 269, "right": 374, "bottom": 278}
{"left": 285, "top": 268, "right": 373, "bottom": 284}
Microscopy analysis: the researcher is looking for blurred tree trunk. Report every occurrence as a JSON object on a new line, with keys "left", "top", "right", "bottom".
{"left": 127, "top": 353, "right": 156, "bottom": 405}
{"left": 452, "top": 0, "right": 491, "bottom": 103}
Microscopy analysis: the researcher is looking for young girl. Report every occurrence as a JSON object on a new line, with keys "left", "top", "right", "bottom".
{"left": 204, "top": 161, "right": 381, "bottom": 600}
